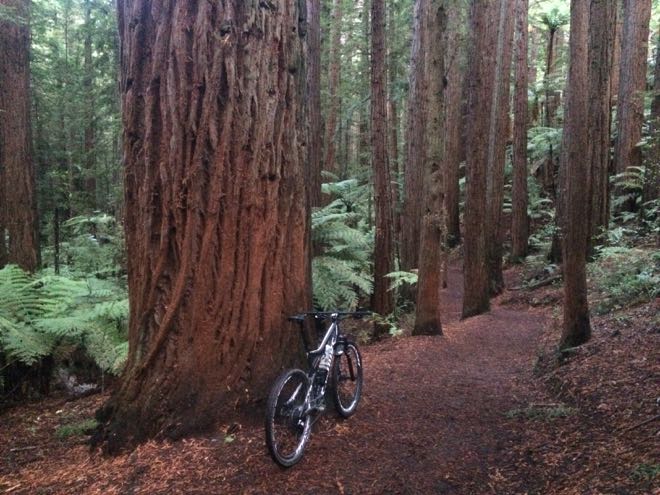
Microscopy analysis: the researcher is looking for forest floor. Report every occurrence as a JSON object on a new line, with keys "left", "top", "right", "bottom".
{"left": 0, "top": 265, "right": 658, "bottom": 495}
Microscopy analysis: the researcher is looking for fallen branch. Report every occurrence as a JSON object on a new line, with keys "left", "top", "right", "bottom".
{"left": 622, "top": 414, "right": 660, "bottom": 433}
{"left": 9, "top": 446, "right": 38, "bottom": 452}
{"left": 511, "top": 274, "right": 562, "bottom": 291}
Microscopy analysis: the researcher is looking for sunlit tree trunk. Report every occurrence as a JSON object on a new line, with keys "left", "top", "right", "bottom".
{"left": 307, "top": 0, "right": 322, "bottom": 208}
{"left": 613, "top": 0, "right": 651, "bottom": 181}
{"left": 511, "top": 0, "right": 529, "bottom": 261}
{"left": 0, "top": 0, "right": 40, "bottom": 272}
{"left": 96, "top": 0, "right": 311, "bottom": 452}
{"left": 462, "top": 0, "right": 498, "bottom": 318}
{"left": 413, "top": 0, "right": 446, "bottom": 337}
{"left": 371, "top": 0, "right": 394, "bottom": 337}
{"left": 560, "top": 0, "right": 591, "bottom": 349}
{"left": 586, "top": 0, "right": 616, "bottom": 250}
{"left": 324, "top": 0, "right": 343, "bottom": 176}
{"left": 486, "top": 0, "right": 514, "bottom": 295}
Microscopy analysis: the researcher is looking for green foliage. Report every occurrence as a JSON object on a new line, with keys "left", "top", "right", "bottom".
{"left": 631, "top": 464, "right": 660, "bottom": 483}
{"left": 0, "top": 264, "right": 128, "bottom": 374}
{"left": 384, "top": 271, "right": 418, "bottom": 292}
{"left": 55, "top": 418, "right": 98, "bottom": 439}
{"left": 312, "top": 179, "right": 373, "bottom": 310}
{"left": 527, "top": 126, "right": 562, "bottom": 164}
{"left": 589, "top": 247, "right": 660, "bottom": 314}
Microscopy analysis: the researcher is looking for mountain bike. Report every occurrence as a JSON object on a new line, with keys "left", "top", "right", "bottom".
{"left": 265, "top": 311, "right": 369, "bottom": 467}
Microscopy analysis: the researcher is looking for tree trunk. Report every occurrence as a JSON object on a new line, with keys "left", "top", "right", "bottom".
{"left": 0, "top": 0, "right": 40, "bottom": 273}
{"left": 511, "top": 0, "right": 529, "bottom": 262}
{"left": 444, "top": 3, "right": 465, "bottom": 249}
{"left": 83, "top": 0, "right": 97, "bottom": 211}
{"left": 413, "top": 0, "right": 446, "bottom": 337}
{"left": 486, "top": 0, "right": 514, "bottom": 295}
{"left": 613, "top": 0, "right": 651, "bottom": 179}
{"left": 462, "top": 0, "right": 498, "bottom": 318}
{"left": 610, "top": 0, "right": 623, "bottom": 104}
{"left": 323, "top": 0, "right": 343, "bottom": 176}
{"left": 370, "top": 0, "right": 394, "bottom": 338}
{"left": 97, "top": 1, "right": 311, "bottom": 453}
{"left": 645, "top": 28, "right": 660, "bottom": 205}
{"left": 560, "top": 0, "right": 591, "bottom": 349}
{"left": 586, "top": 0, "right": 616, "bottom": 251}
{"left": 401, "top": 0, "right": 427, "bottom": 276}
{"left": 306, "top": 0, "right": 322, "bottom": 208}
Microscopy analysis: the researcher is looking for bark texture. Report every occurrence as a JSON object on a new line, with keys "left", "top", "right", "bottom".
{"left": 413, "top": 0, "right": 446, "bottom": 337}
{"left": 486, "top": 0, "right": 514, "bottom": 295}
{"left": 613, "top": 0, "right": 651, "bottom": 176}
{"left": 323, "top": 0, "right": 343, "bottom": 176}
{"left": 98, "top": 0, "right": 311, "bottom": 452}
{"left": 401, "top": 0, "right": 427, "bottom": 274}
{"left": 511, "top": 0, "right": 529, "bottom": 261}
{"left": 560, "top": 0, "right": 591, "bottom": 349}
{"left": 306, "top": 0, "right": 322, "bottom": 207}
{"left": 370, "top": 0, "right": 394, "bottom": 337}
{"left": 462, "top": 0, "right": 498, "bottom": 318}
{"left": 586, "top": 0, "right": 616, "bottom": 249}
{"left": 0, "top": 0, "right": 40, "bottom": 272}
{"left": 444, "top": 3, "right": 465, "bottom": 248}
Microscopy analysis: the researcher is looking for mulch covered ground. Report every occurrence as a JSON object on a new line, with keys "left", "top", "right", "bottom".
{"left": 0, "top": 265, "right": 657, "bottom": 494}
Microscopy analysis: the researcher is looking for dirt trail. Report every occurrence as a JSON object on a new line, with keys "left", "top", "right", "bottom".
{"left": 0, "top": 265, "right": 553, "bottom": 494}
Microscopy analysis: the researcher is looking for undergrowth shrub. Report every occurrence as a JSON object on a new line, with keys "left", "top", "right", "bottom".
{"left": 589, "top": 247, "right": 660, "bottom": 314}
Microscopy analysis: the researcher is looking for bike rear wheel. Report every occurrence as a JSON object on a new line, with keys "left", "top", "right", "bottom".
{"left": 265, "top": 368, "right": 312, "bottom": 467}
{"left": 332, "top": 342, "right": 363, "bottom": 417}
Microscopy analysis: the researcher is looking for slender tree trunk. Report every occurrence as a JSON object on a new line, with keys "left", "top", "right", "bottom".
{"left": 462, "top": 0, "right": 498, "bottom": 318}
{"left": 324, "top": 0, "right": 343, "bottom": 176}
{"left": 486, "top": 0, "right": 514, "bottom": 295}
{"left": 560, "top": 0, "right": 591, "bottom": 349}
{"left": 370, "top": 0, "right": 394, "bottom": 337}
{"left": 610, "top": 0, "right": 623, "bottom": 105}
{"left": 511, "top": 0, "right": 529, "bottom": 261}
{"left": 645, "top": 28, "right": 660, "bottom": 205}
{"left": 444, "top": 3, "right": 465, "bottom": 248}
{"left": 0, "top": 0, "right": 40, "bottom": 273}
{"left": 401, "top": 0, "right": 428, "bottom": 275}
{"left": 613, "top": 0, "right": 651, "bottom": 180}
{"left": 96, "top": 1, "right": 311, "bottom": 453}
{"left": 388, "top": 98, "right": 401, "bottom": 259}
{"left": 83, "top": 0, "right": 96, "bottom": 211}
{"left": 413, "top": 0, "right": 446, "bottom": 337}
{"left": 586, "top": 0, "right": 616, "bottom": 251}
{"left": 307, "top": 0, "right": 322, "bottom": 208}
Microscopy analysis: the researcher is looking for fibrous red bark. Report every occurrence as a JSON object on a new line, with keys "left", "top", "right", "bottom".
{"left": 97, "top": 1, "right": 311, "bottom": 452}
{"left": 0, "top": 0, "right": 40, "bottom": 273}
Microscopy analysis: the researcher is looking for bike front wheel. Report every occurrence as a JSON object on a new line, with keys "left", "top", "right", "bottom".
{"left": 332, "top": 342, "right": 363, "bottom": 418}
{"left": 265, "top": 368, "right": 312, "bottom": 467}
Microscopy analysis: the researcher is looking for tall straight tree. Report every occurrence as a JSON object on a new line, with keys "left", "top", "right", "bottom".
{"left": 324, "top": 0, "right": 343, "bottom": 176}
{"left": 413, "top": 0, "right": 446, "bottom": 337}
{"left": 645, "top": 28, "right": 660, "bottom": 205}
{"left": 559, "top": 0, "right": 591, "bottom": 349}
{"left": 97, "top": 1, "right": 311, "bottom": 452}
{"left": 462, "top": 0, "right": 499, "bottom": 318}
{"left": 486, "top": 0, "right": 514, "bottom": 294}
{"left": 401, "top": 0, "right": 427, "bottom": 275}
{"left": 586, "top": 0, "right": 617, "bottom": 249}
{"left": 511, "top": 0, "right": 529, "bottom": 261}
{"left": 307, "top": 0, "right": 322, "bottom": 208}
{"left": 444, "top": 3, "right": 465, "bottom": 248}
{"left": 371, "top": 0, "right": 394, "bottom": 337}
{"left": 613, "top": 0, "right": 651, "bottom": 177}
{"left": 0, "top": 0, "right": 40, "bottom": 272}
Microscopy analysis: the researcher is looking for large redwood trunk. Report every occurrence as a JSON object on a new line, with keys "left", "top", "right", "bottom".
{"left": 613, "top": 0, "right": 651, "bottom": 178}
{"left": 560, "top": 0, "right": 591, "bottom": 349}
{"left": 486, "top": 0, "right": 514, "bottom": 295}
{"left": 511, "top": 0, "right": 529, "bottom": 261}
{"left": 97, "top": 1, "right": 311, "bottom": 452}
{"left": 323, "top": 0, "right": 343, "bottom": 176}
{"left": 370, "top": 0, "right": 394, "bottom": 337}
{"left": 307, "top": 0, "right": 322, "bottom": 208}
{"left": 0, "top": 0, "right": 40, "bottom": 273}
{"left": 413, "top": 0, "right": 446, "bottom": 337}
{"left": 462, "top": 0, "right": 498, "bottom": 318}
{"left": 400, "top": 0, "right": 427, "bottom": 275}
{"left": 443, "top": 3, "right": 465, "bottom": 248}
{"left": 586, "top": 0, "right": 616, "bottom": 250}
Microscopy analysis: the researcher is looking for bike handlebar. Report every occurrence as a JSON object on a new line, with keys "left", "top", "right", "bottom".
{"left": 288, "top": 310, "right": 372, "bottom": 323}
